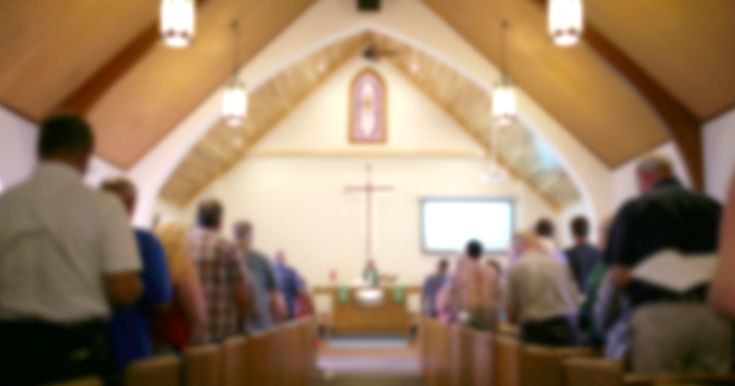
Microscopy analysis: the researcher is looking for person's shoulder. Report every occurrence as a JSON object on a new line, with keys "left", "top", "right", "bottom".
{"left": 134, "top": 228, "right": 162, "bottom": 248}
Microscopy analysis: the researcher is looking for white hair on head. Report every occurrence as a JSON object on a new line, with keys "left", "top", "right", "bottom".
{"left": 637, "top": 154, "right": 673, "bottom": 174}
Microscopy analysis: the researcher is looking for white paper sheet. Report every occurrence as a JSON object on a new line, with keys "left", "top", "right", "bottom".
{"left": 631, "top": 249, "right": 718, "bottom": 293}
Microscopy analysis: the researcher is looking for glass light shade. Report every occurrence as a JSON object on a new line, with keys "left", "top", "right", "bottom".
{"left": 548, "top": 0, "right": 583, "bottom": 47}
{"left": 160, "top": 0, "right": 195, "bottom": 48}
{"left": 492, "top": 84, "right": 517, "bottom": 126}
{"left": 222, "top": 80, "right": 248, "bottom": 127}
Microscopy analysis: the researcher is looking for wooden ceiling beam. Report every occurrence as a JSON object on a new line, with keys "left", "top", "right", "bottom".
{"left": 530, "top": 0, "right": 704, "bottom": 191}
{"left": 56, "top": 0, "right": 212, "bottom": 115}
{"left": 584, "top": 27, "right": 704, "bottom": 191}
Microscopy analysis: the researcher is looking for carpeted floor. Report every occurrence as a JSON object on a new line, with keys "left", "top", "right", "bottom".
{"left": 313, "top": 373, "right": 426, "bottom": 386}
{"left": 313, "top": 336, "right": 427, "bottom": 385}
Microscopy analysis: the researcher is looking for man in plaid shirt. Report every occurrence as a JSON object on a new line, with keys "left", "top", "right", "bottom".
{"left": 189, "top": 199, "right": 250, "bottom": 344}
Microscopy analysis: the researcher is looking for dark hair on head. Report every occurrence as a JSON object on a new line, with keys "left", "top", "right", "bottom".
{"left": 438, "top": 258, "right": 449, "bottom": 269}
{"left": 466, "top": 239, "right": 484, "bottom": 260}
{"left": 100, "top": 177, "right": 137, "bottom": 198}
{"left": 38, "top": 113, "right": 94, "bottom": 158}
{"left": 535, "top": 218, "right": 555, "bottom": 238}
{"left": 570, "top": 216, "right": 589, "bottom": 238}
{"left": 197, "top": 199, "right": 223, "bottom": 229}
{"left": 232, "top": 220, "right": 253, "bottom": 240}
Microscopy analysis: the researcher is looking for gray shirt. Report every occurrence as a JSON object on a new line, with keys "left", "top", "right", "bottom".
{"left": 506, "top": 251, "right": 581, "bottom": 323}
{"left": 245, "top": 250, "right": 277, "bottom": 331}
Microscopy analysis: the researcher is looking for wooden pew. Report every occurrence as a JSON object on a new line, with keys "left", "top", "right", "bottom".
{"left": 420, "top": 317, "right": 451, "bottom": 386}
{"left": 244, "top": 329, "right": 274, "bottom": 386}
{"left": 520, "top": 345, "right": 599, "bottom": 386}
{"left": 221, "top": 336, "right": 247, "bottom": 386}
{"left": 46, "top": 377, "right": 103, "bottom": 386}
{"left": 450, "top": 325, "right": 476, "bottom": 386}
{"left": 472, "top": 329, "right": 494, "bottom": 386}
{"left": 183, "top": 344, "right": 221, "bottom": 386}
{"left": 564, "top": 357, "right": 735, "bottom": 386}
{"left": 125, "top": 355, "right": 181, "bottom": 386}
{"left": 494, "top": 335, "right": 521, "bottom": 386}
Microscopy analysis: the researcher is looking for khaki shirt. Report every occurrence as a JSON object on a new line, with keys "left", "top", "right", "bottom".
{"left": 506, "top": 251, "right": 581, "bottom": 323}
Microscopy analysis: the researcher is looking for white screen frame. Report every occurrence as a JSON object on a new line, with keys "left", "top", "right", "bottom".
{"left": 420, "top": 197, "right": 515, "bottom": 255}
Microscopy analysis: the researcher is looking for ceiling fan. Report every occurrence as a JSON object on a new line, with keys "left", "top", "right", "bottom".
{"left": 361, "top": 44, "right": 401, "bottom": 61}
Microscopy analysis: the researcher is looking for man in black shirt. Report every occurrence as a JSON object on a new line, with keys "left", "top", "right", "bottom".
{"left": 605, "top": 155, "right": 731, "bottom": 373}
{"left": 565, "top": 216, "right": 603, "bottom": 292}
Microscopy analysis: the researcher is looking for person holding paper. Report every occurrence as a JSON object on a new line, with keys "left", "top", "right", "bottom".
{"left": 605, "top": 155, "right": 731, "bottom": 373}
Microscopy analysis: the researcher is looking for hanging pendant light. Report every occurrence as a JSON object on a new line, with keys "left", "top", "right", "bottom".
{"left": 160, "top": 0, "right": 196, "bottom": 48}
{"left": 223, "top": 79, "right": 248, "bottom": 127}
{"left": 492, "top": 20, "right": 517, "bottom": 127}
{"left": 492, "top": 83, "right": 517, "bottom": 127}
{"left": 222, "top": 20, "right": 248, "bottom": 127}
{"left": 548, "top": 0, "right": 583, "bottom": 47}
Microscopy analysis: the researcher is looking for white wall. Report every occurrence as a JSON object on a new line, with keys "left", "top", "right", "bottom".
{"left": 130, "top": 0, "right": 610, "bottom": 228}
{"left": 0, "top": 107, "right": 123, "bottom": 192}
{"left": 610, "top": 141, "right": 691, "bottom": 212}
{"left": 704, "top": 108, "right": 735, "bottom": 202}
{"left": 177, "top": 56, "right": 558, "bottom": 286}
{"left": 0, "top": 108, "right": 37, "bottom": 189}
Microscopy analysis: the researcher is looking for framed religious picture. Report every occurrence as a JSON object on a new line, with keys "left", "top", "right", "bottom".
{"left": 349, "top": 68, "right": 387, "bottom": 144}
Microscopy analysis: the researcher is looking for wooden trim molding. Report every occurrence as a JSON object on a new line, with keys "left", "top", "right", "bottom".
{"left": 349, "top": 68, "right": 389, "bottom": 145}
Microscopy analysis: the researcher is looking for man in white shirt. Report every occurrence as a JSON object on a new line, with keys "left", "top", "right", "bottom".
{"left": 506, "top": 231, "right": 581, "bottom": 346}
{"left": 0, "top": 114, "right": 142, "bottom": 385}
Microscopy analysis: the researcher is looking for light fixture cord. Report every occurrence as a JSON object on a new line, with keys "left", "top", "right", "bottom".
{"left": 500, "top": 20, "right": 509, "bottom": 86}
{"left": 230, "top": 20, "right": 240, "bottom": 79}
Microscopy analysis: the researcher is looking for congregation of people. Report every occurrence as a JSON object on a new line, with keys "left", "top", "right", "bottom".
{"left": 424, "top": 155, "right": 735, "bottom": 375}
{"left": 0, "top": 114, "right": 313, "bottom": 385}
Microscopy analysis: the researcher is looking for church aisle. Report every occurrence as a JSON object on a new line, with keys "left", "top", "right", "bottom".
{"left": 312, "top": 336, "right": 426, "bottom": 386}
{"left": 313, "top": 373, "right": 427, "bottom": 386}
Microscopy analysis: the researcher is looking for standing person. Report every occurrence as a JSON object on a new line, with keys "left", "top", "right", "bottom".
{"left": 422, "top": 259, "right": 449, "bottom": 318}
{"left": 506, "top": 232, "right": 581, "bottom": 346}
{"left": 190, "top": 200, "right": 249, "bottom": 344}
{"left": 445, "top": 240, "right": 502, "bottom": 330}
{"left": 101, "top": 178, "right": 172, "bottom": 372}
{"left": 606, "top": 155, "right": 731, "bottom": 373}
{"left": 565, "top": 216, "right": 603, "bottom": 292}
{"left": 710, "top": 175, "right": 735, "bottom": 318}
{"left": 0, "top": 114, "right": 142, "bottom": 385}
{"left": 535, "top": 218, "right": 567, "bottom": 262}
{"left": 273, "top": 250, "right": 305, "bottom": 320}
{"left": 232, "top": 221, "right": 283, "bottom": 331}
{"left": 362, "top": 258, "right": 380, "bottom": 287}
{"left": 153, "top": 223, "right": 207, "bottom": 353}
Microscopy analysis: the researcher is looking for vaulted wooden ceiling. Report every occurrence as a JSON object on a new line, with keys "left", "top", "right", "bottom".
{"left": 373, "top": 34, "right": 581, "bottom": 209}
{"left": 0, "top": 0, "right": 733, "bottom": 191}
{"left": 0, "top": 0, "right": 315, "bottom": 168}
{"left": 422, "top": 0, "right": 735, "bottom": 189}
{"left": 160, "top": 32, "right": 581, "bottom": 210}
{"left": 159, "top": 33, "right": 370, "bottom": 205}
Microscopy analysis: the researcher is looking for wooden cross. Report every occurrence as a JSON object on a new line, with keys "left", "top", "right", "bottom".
{"left": 344, "top": 164, "right": 394, "bottom": 260}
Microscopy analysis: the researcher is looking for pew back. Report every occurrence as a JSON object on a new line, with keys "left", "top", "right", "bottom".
{"left": 47, "top": 377, "right": 103, "bottom": 386}
{"left": 472, "top": 330, "right": 494, "bottom": 386}
{"left": 183, "top": 344, "right": 221, "bottom": 386}
{"left": 565, "top": 356, "right": 735, "bottom": 386}
{"left": 521, "top": 346, "right": 599, "bottom": 386}
{"left": 125, "top": 355, "right": 181, "bottom": 386}
{"left": 494, "top": 335, "right": 521, "bottom": 386}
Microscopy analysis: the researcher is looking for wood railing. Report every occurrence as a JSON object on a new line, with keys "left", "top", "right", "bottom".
{"left": 124, "top": 317, "right": 318, "bottom": 386}
{"left": 419, "top": 316, "right": 735, "bottom": 386}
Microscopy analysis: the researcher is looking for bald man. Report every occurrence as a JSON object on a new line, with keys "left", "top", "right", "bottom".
{"left": 605, "top": 155, "right": 730, "bottom": 373}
